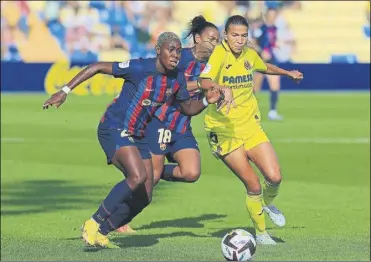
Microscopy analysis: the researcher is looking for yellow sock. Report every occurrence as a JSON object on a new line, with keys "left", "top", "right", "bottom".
{"left": 262, "top": 180, "right": 280, "bottom": 206}
{"left": 245, "top": 193, "right": 266, "bottom": 235}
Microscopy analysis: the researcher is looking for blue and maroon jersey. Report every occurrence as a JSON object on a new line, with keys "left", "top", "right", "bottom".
{"left": 154, "top": 48, "right": 206, "bottom": 134}
{"left": 99, "top": 58, "right": 190, "bottom": 137}
{"left": 253, "top": 24, "right": 277, "bottom": 61}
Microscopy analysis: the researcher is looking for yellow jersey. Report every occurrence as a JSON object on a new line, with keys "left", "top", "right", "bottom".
{"left": 200, "top": 40, "right": 267, "bottom": 139}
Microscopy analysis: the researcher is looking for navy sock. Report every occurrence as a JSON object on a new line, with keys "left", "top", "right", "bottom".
{"left": 99, "top": 194, "right": 149, "bottom": 235}
{"left": 161, "top": 164, "right": 177, "bottom": 181}
{"left": 99, "top": 201, "right": 132, "bottom": 235}
{"left": 92, "top": 179, "right": 133, "bottom": 224}
{"left": 270, "top": 90, "right": 279, "bottom": 111}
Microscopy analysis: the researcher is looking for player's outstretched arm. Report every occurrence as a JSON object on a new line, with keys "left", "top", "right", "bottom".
{"left": 178, "top": 89, "right": 223, "bottom": 116}
{"left": 258, "top": 63, "right": 304, "bottom": 83}
{"left": 42, "top": 62, "right": 114, "bottom": 109}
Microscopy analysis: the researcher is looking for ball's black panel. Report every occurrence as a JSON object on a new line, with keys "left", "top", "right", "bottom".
{"left": 238, "top": 240, "right": 256, "bottom": 255}
{"left": 223, "top": 232, "right": 238, "bottom": 250}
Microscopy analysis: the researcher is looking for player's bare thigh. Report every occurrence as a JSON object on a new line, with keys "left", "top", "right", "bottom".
{"left": 173, "top": 148, "right": 201, "bottom": 182}
{"left": 152, "top": 153, "right": 166, "bottom": 185}
{"left": 253, "top": 72, "right": 264, "bottom": 92}
{"left": 266, "top": 74, "right": 280, "bottom": 91}
{"left": 246, "top": 141, "right": 282, "bottom": 184}
{"left": 221, "top": 146, "right": 261, "bottom": 194}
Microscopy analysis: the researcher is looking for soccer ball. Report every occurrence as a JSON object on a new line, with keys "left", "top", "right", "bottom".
{"left": 221, "top": 229, "right": 256, "bottom": 261}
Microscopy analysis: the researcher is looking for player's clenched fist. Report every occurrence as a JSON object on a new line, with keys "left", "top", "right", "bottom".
{"left": 288, "top": 70, "right": 304, "bottom": 83}
{"left": 42, "top": 91, "right": 67, "bottom": 109}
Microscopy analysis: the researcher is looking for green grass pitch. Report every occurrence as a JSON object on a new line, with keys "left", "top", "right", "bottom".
{"left": 1, "top": 92, "right": 370, "bottom": 261}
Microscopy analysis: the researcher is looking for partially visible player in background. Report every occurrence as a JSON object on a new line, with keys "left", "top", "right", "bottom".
{"left": 116, "top": 15, "right": 220, "bottom": 234}
{"left": 199, "top": 15, "right": 303, "bottom": 245}
{"left": 250, "top": 8, "right": 283, "bottom": 121}
{"left": 151, "top": 16, "right": 220, "bottom": 185}
{"left": 42, "top": 32, "right": 223, "bottom": 248}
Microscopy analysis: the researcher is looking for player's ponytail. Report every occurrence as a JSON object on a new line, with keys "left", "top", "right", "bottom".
{"left": 185, "top": 15, "right": 218, "bottom": 43}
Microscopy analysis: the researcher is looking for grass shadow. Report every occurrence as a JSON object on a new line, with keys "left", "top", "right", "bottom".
{"left": 2, "top": 179, "right": 102, "bottom": 215}
{"left": 137, "top": 213, "right": 227, "bottom": 230}
{"left": 113, "top": 231, "right": 208, "bottom": 248}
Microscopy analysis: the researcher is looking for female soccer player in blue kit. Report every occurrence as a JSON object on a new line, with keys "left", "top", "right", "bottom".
{"left": 42, "top": 32, "right": 223, "bottom": 248}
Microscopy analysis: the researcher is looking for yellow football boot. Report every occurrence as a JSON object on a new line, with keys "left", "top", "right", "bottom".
{"left": 81, "top": 219, "right": 99, "bottom": 246}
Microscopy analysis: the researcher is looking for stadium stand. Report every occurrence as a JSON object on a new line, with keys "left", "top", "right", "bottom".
{"left": 1, "top": 1, "right": 369, "bottom": 63}
{"left": 281, "top": 1, "right": 370, "bottom": 63}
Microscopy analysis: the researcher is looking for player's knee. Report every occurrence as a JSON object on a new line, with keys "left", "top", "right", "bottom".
{"left": 128, "top": 172, "right": 147, "bottom": 187}
{"left": 180, "top": 169, "right": 201, "bottom": 183}
{"left": 270, "top": 175, "right": 282, "bottom": 185}
{"left": 265, "top": 167, "right": 282, "bottom": 185}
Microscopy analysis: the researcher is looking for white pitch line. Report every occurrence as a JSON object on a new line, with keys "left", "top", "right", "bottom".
{"left": 0, "top": 138, "right": 26, "bottom": 142}
{"left": 274, "top": 138, "right": 370, "bottom": 144}
{"left": 1, "top": 137, "right": 370, "bottom": 144}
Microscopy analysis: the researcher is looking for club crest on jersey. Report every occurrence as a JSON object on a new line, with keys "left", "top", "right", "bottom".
{"left": 160, "top": 143, "right": 167, "bottom": 151}
{"left": 166, "top": 88, "right": 172, "bottom": 97}
{"left": 142, "top": 99, "right": 151, "bottom": 106}
{"left": 244, "top": 60, "right": 251, "bottom": 70}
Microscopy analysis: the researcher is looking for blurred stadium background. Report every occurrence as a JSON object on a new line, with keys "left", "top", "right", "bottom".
{"left": 1, "top": 1, "right": 370, "bottom": 63}
{"left": 1, "top": 1, "right": 370, "bottom": 261}
{"left": 1, "top": 0, "right": 370, "bottom": 93}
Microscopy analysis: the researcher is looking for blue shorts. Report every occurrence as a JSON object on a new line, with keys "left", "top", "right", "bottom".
{"left": 97, "top": 126, "right": 151, "bottom": 165}
{"left": 146, "top": 117, "right": 199, "bottom": 160}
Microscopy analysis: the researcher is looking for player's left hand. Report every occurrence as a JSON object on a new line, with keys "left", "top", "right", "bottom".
{"left": 288, "top": 70, "right": 303, "bottom": 83}
{"left": 216, "top": 87, "right": 236, "bottom": 114}
{"left": 205, "top": 89, "right": 223, "bottom": 105}
{"left": 42, "top": 91, "right": 67, "bottom": 109}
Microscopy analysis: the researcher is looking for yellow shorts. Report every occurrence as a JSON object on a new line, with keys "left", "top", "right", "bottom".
{"left": 206, "top": 129, "right": 269, "bottom": 158}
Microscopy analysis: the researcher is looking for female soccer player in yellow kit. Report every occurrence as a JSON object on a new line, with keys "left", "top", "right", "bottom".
{"left": 199, "top": 15, "right": 303, "bottom": 245}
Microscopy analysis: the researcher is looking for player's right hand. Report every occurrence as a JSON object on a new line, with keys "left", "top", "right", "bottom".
{"left": 42, "top": 91, "right": 67, "bottom": 109}
{"left": 288, "top": 70, "right": 304, "bottom": 83}
{"left": 216, "top": 86, "right": 236, "bottom": 115}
